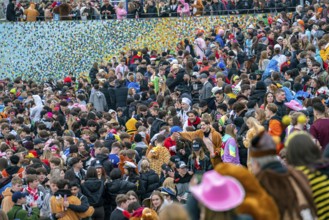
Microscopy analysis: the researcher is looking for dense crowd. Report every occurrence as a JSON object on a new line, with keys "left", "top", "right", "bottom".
{"left": 1, "top": 2, "right": 329, "bottom": 220}
{"left": 5, "top": 0, "right": 298, "bottom": 21}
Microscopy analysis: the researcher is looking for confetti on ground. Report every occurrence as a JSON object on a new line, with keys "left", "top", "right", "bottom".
{"left": 0, "top": 14, "right": 270, "bottom": 81}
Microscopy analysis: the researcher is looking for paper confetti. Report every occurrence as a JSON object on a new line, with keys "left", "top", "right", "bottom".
{"left": 0, "top": 14, "right": 270, "bottom": 80}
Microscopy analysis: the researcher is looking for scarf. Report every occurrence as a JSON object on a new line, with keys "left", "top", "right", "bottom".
{"left": 187, "top": 117, "right": 201, "bottom": 127}
{"left": 27, "top": 186, "right": 38, "bottom": 201}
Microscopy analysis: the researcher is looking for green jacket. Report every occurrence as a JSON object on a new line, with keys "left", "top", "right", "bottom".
{"left": 7, "top": 205, "right": 40, "bottom": 220}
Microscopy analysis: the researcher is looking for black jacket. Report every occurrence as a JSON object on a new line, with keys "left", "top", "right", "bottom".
{"left": 110, "top": 208, "right": 128, "bottom": 220}
{"left": 114, "top": 86, "right": 128, "bottom": 108}
{"left": 146, "top": 5, "right": 157, "bottom": 17}
{"left": 212, "top": 2, "right": 225, "bottom": 15}
{"left": 64, "top": 168, "right": 86, "bottom": 185}
{"left": 274, "top": 100, "right": 287, "bottom": 118}
{"left": 69, "top": 192, "right": 90, "bottom": 213}
{"left": 105, "top": 179, "right": 137, "bottom": 210}
{"left": 108, "top": 85, "right": 117, "bottom": 110}
{"left": 100, "top": 83, "right": 112, "bottom": 110}
{"left": 81, "top": 178, "right": 105, "bottom": 207}
{"left": 90, "top": 154, "right": 113, "bottom": 177}
{"left": 166, "top": 68, "right": 185, "bottom": 92}
{"left": 6, "top": 2, "right": 16, "bottom": 21}
{"left": 187, "top": 156, "right": 212, "bottom": 175}
{"left": 100, "top": 4, "right": 115, "bottom": 19}
{"left": 140, "top": 170, "right": 159, "bottom": 200}
{"left": 249, "top": 89, "right": 266, "bottom": 106}
{"left": 89, "top": 67, "right": 98, "bottom": 83}
{"left": 150, "top": 118, "right": 166, "bottom": 138}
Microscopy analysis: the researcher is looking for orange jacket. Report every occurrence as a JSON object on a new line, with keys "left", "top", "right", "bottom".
{"left": 1, "top": 167, "right": 24, "bottom": 179}
{"left": 50, "top": 195, "right": 94, "bottom": 220}
{"left": 24, "top": 3, "right": 39, "bottom": 21}
{"left": 1, "top": 188, "right": 14, "bottom": 213}
{"left": 268, "top": 118, "right": 283, "bottom": 153}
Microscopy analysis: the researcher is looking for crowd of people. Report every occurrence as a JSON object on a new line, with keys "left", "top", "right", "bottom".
{"left": 1, "top": 1, "right": 329, "bottom": 220}
{"left": 5, "top": 0, "right": 298, "bottom": 21}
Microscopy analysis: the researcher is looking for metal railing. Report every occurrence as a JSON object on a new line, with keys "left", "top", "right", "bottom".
{"left": 1, "top": 5, "right": 297, "bottom": 21}
{"left": 3, "top": 7, "right": 295, "bottom": 21}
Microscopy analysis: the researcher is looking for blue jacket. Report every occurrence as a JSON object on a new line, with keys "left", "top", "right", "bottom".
{"left": 262, "top": 59, "right": 279, "bottom": 81}
{"left": 215, "top": 35, "right": 225, "bottom": 47}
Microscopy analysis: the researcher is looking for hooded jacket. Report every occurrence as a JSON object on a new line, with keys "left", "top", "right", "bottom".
{"left": 221, "top": 134, "right": 240, "bottom": 164}
{"left": 89, "top": 90, "right": 108, "bottom": 112}
{"left": 24, "top": 3, "right": 39, "bottom": 21}
{"left": 262, "top": 59, "right": 279, "bottom": 81}
{"left": 90, "top": 154, "right": 113, "bottom": 176}
{"left": 81, "top": 178, "right": 104, "bottom": 207}
{"left": 30, "top": 95, "right": 43, "bottom": 123}
{"left": 1, "top": 188, "right": 14, "bottom": 213}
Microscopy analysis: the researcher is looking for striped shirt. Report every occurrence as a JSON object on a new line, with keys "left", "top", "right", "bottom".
{"left": 297, "top": 166, "right": 329, "bottom": 220}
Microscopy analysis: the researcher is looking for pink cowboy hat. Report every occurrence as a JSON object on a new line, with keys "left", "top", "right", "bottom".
{"left": 284, "top": 100, "right": 304, "bottom": 111}
{"left": 190, "top": 170, "right": 245, "bottom": 211}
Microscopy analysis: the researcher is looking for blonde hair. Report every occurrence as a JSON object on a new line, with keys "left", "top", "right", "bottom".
{"left": 141, "top": 159, "right": 150, "bottom": 173}
{"left": 162, "top": 177, "right": 176, "bottom": 190}
{"left": 225, "top": 124, "right": 236, "bottom": 139}
{"left": 151, "top": 191, "right": 165, "bottom": 212}
{"left": 291, "top": 112, "right": 305, "bottom": 126}
{"left": 201, "top": 113, "right": 213, "bottom": 123}
{"left": 255, "top": 108, "right": 266, "bottom": 125}
{"left": 246, "top": 117, "right": 262, "bottom": 130}
{"left": 159, "top": 203, "right": 190, "bottom": 220}
{"left": 118, "top": 2, "right": 124, "bottom": 8}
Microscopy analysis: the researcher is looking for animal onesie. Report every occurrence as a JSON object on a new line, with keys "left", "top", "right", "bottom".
{"left": 180, "top": 128, "right": 222, "bottom": 167}
{"left": 24, "top": 3, "right": 39, "bottom": 21}
{"left": 191, "top": 0, "right": 204, "bottom": 15}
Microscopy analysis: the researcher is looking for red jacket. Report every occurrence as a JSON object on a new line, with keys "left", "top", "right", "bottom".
{"left": 164, "top": 137, "right": 177, "bottom": 156}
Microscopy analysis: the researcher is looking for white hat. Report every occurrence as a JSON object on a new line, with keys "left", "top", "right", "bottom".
{"left": 212, "top": 87, "right": 221, "bottom": 95}
{"left": 170, "top": 60, "right": 178, "bottom": 65}
{"left": 247, "top": 24, "right": 255, "bottom": 29}
{"left": 210, "top": 44, "right": 216, "bottom": 48}
{"left": 108, "top": 109, "right": 116, "bottom": 114}
{"left": 274, "top": 44, "right": 282, "bottom": 50}
{"left": 277, "top": 36, "right": 284, "bottom": 41}
{"left": 123, "top": 161, "right": 137, "bottom": 169}
{"left": 181, "top": 97, "right": 191, "bottom": 106}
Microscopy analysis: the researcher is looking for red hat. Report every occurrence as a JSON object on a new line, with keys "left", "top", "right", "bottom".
{"left": 229, "top": 34, "right": 235, "bottom": 40}
{"left": 64, "top": 77, "right": 72, "bottom": 83}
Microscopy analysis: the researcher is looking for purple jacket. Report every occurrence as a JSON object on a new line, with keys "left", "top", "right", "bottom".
{"left": 222, "top": 134, "right": 240, "bottom": 165}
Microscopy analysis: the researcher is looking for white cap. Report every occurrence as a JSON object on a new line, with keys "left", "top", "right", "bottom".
{"left": 274, "top": 44, "right": 282, "bottom": 50}
{"left": 181, "top": 97, "right": 191, "bottom": 106}
{"left": 210, "top": 44, "right": 216, "bottom": 48}
{"left": 211, "top": 87, "right": 221, "bottom": 95}
{"left": 123, "top": 161, "right": 137, "bottom": 169}
{"left": 247, "top": 24, "right": 255, "bottom": 29}
{"left": 108, "top": 109, "right": 116, "bottom": 114}
{"left": 277, "top": 36, "right": 284, "bottom": 41}
{"left": 170, "top": 60, "right": 178, "bottom": 65}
